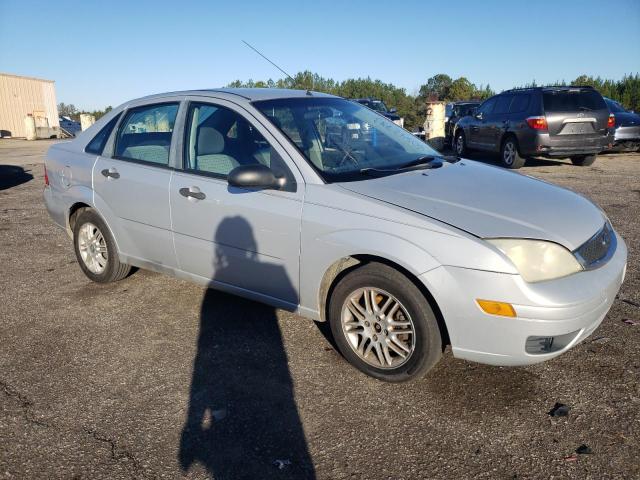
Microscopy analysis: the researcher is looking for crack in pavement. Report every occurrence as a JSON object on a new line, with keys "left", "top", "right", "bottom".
{"left": 82, "top": 427, "right": 155, "bottom": 479}
{"left": 617, "top": 296, "right": 640, "bottom": 309}
{"left": 1, "top": 380, "right": 50, "bottom": 427}
{"left": 1, "top": 379, "right": 155, "bottom": 479}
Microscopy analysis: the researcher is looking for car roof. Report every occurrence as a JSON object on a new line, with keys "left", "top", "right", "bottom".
{"left": 135, "top": 88, "right": 338, "bottom": 103}
{"left": 503, "top": 85, "right": 596, "bottom": 94}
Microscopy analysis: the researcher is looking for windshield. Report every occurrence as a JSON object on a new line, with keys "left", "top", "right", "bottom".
{"left": 370, "top": 101, "right": 388, "bottom": 113}
{"left": 605, "top": 98, "right": 626, "bottom": 113}
{"left": 254, "top": 97, "right": 440, "bottom": 182}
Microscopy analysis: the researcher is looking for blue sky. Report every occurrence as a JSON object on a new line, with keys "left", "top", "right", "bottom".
{"left": 1, "top": 0, "right": 638, "bottom": 110}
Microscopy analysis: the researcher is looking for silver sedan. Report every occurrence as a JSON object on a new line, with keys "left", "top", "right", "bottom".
{"left": 43, "top": 89, "right": 627, "bottom": 381}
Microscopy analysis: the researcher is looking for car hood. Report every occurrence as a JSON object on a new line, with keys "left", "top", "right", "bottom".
{"left": 614, "top": 111, "right": 640, "bottom": 127}
{"left": 338, "top": 160, "right": 605, "bottom": 250}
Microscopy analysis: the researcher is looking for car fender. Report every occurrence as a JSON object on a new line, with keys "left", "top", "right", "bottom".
{"left": 299, "top": 229, "right": 441, "bottom": 320}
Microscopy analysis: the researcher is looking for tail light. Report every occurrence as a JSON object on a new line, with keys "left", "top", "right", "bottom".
{"left": 44, "top": 165, "right": 49, "bottom": 186}
{"left": 607, "top": 114, "right": 615, "bottom": 128}
{"left": 526, "top": 116, "right": 548, "bottom": 131}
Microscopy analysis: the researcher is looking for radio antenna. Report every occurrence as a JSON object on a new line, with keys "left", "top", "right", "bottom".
{"left": 242, "top": 40, "right": 309, "bottom": 92}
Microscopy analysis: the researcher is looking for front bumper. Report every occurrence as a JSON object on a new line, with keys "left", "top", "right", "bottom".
{"left": 420, "top": 232, "right": 627, "bottom": 366}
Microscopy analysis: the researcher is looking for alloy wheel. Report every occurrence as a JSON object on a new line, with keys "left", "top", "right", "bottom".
{"left": 77, "top": 222, "right": 108, "bottom": 274}
{"left": 503, "top": 141, "right": 516, "bottom": 165}
{"left": 340, "top": 287, "right": 416, "bottom": 369}
{"left": 456, "top": 135, "right": 464, "bottom": 155}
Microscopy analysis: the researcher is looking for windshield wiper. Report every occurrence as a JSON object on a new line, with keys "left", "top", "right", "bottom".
{"left": 360, "top": 158, "right": 443, "bottom": 176}
{"left": 402, "top": 155, "right": 438, "bottom": 168}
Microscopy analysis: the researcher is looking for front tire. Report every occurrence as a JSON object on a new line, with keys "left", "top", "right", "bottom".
{"left": 73, "top": 209, "right": 131, "bottom": 283}
{"left": 571, "top": 154, "right": 597, "bottom": 166}
{"left": 500, "top": 137, "right": 526, "bottom": 169}
{"left": 454, "top": 130, "right": 467, "bottom": 156}
{"left": 328, "top": 262, "right": 443, "bottom": 382}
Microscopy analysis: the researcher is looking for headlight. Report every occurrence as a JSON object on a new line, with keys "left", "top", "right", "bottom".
{"left": 486, "top": 239, "right": 583, "bottom": 283}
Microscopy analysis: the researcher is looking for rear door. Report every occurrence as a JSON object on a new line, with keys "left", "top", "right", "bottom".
{"left": 486, "top": 94, "right": 513, "bottom": 150}
{"left": 543, "top": 88, "right": 609, "bottom": 140}
{"left": 93, "top": 101, "right": 181, "bottom": 268}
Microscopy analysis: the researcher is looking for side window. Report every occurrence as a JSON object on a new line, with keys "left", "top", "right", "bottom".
{"left": 114, "top": 103, "right": 179, "bottom": 165}
{"left": 85, "top": 113, "right": 121, "bottom": 155}
{"left": 478, "top": 97, "right": 496, "bottom": 115}
{"left": 494, "top": 95, "right": 513, "bottom": 115}
{"left": 184, "top": 102, "right": 295, "bottom": 186}
{"left": 509, "top": 94, "right": 530, "bottom": 113}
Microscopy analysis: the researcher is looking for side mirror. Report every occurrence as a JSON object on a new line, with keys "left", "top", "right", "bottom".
{"left": 475, "top": 111, "right": 483, "bottom": 120}
{"left": 389, "top": 107, "right": 397, "bottom": 114}
{"left": 228, "top": 164, "right": 284, "bottom": 190}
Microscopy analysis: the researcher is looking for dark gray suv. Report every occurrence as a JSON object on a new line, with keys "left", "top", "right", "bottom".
{"left": 453, "top": 86, "right": 614, "bottom": 168}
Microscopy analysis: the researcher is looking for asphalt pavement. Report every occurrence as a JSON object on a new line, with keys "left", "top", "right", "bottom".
{"left": 1, "top": 139, "right": 638, "bottom": 479}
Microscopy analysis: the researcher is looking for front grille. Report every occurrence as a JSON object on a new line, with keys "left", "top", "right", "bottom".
{"left": 574, "top": 222, "right": 616, "bottom": 269}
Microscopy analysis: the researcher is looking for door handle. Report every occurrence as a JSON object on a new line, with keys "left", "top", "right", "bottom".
{"left": 179, "top": 186, "right": 206, "bottom": 200}
{"left": 101, "top": 168, "right": 120, "bottom": 179}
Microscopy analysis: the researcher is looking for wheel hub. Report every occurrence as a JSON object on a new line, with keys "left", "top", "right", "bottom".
{"left": 78, "top": 222, "right": 108, "bottom": 274}
{"left": 341, "top": 287, "right": 416, "bottom": 369}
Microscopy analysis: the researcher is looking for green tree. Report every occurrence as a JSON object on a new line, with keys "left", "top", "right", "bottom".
{"left": 447, "top": 77, "right": 475, "bottom": 101}
{"left": 418, "top": 74, "right": 453, "bottom": 101}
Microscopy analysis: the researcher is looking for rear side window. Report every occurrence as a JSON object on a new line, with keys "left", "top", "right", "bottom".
{"left": 114, "top": 103, "right": 179, "bottom": 165}
{"left": 543, "top": 89, "right": 607, "bottom": 112}
{"left": 494, "top": 95, "right": 513, "bottom": 114}
{"left": 85, "top": 113, "right": 121, "bottom": 155}
{"left": 509, "top": 95, "right": 530, "bottom": 113}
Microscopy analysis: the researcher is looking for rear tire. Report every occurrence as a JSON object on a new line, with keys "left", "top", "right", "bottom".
{"left": 73, "top": 209, "right": 131, "bottom": 283}
{"left": 571, "top": 154, "right": 597, "bottom": 166}
{"left": 328, "top": 262, "right": 443, "bottom": 382}
{"left": 454, "top": 130, "right": 467, "bottom": 156}
{"left": 500, "top": 137, "right": 526, "bottom": 169}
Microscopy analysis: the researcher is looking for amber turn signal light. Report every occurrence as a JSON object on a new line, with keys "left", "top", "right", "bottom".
{"left": 476, "top": 299, "right": 517, "bottom": 317}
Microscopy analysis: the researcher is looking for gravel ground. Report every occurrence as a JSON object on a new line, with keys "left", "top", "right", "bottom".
{"left": 1, "top": 139, "right": 638, "bottom": 479}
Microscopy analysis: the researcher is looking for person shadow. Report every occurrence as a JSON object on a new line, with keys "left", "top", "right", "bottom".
{"left": 179, "top": 216, "right": 315, "bottom": 479}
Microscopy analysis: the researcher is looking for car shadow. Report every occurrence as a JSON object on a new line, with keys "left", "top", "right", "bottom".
{"left": 441, "top": 147, "right": 566, "bottom": 168}
{"left": 0, "top": 165, "right": 34, "bottom": 190}
{"left": 179, "top": 216, "right": 315, "bottom": 479}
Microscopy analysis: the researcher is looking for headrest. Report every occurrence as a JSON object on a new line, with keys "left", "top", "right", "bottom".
{"left": 197, "top": 127, "right": 224, "bottom": 155}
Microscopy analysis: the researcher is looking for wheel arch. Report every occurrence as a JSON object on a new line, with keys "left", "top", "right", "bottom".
{"left": 318, "top": 254, "right": 450, "bottom": 347}
{"left": 500, "top": 131, "right": 520, "bottom": 151}
{"left": 68, "top": 201, "right": 92, "bottom": 234}
{"left": 67, "top": 192, "right": 123, "bottom": 255}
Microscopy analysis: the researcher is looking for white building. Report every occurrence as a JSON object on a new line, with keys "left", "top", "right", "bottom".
{"left": 0, "top": 73, "right": 60, "bottom": 138}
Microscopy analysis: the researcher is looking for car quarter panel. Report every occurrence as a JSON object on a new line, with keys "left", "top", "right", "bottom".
{"left": 43, "top": 142, "right": 97, "bottom": 233}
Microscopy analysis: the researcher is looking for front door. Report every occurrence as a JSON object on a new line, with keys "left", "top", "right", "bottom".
{"left": 170, "top": 99, "right": 303, "bottom": 307}
{"left": 469, "top": 97, "right": 496, "bottom": 148}
{"left": 93, "top": 102, "right": 180, "bottom": 268}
